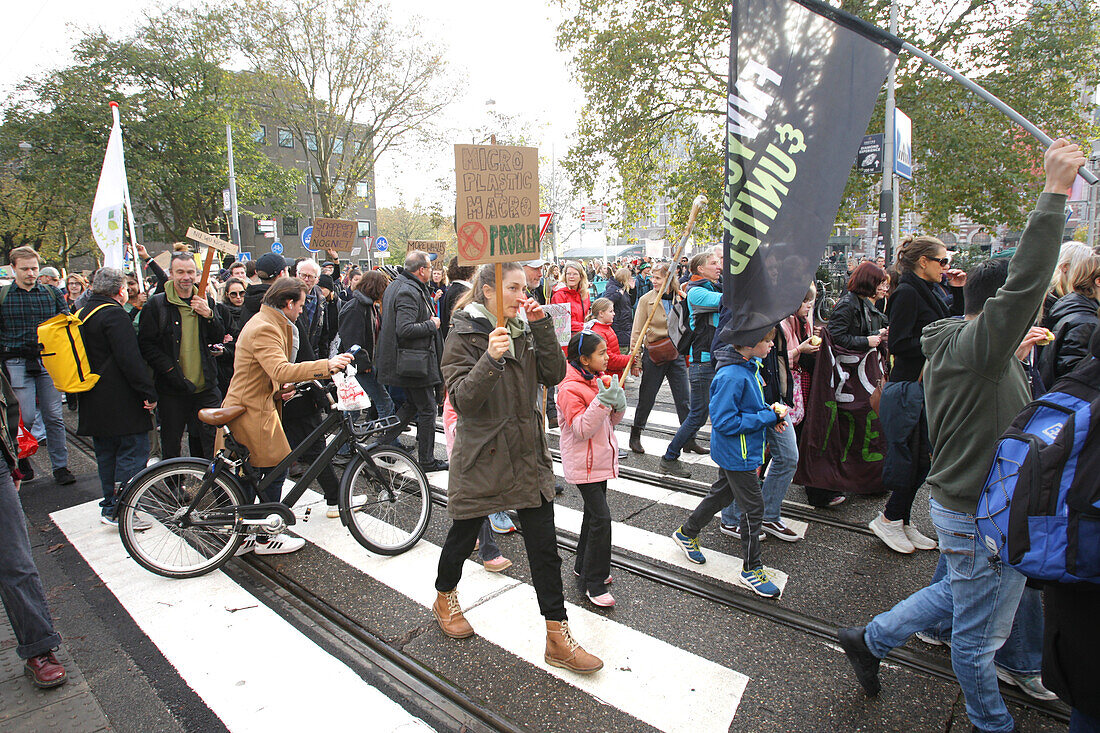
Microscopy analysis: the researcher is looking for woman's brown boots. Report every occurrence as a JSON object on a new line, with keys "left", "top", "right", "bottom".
{"left": 545, "top": 620, "right": 603, "bottom": 674}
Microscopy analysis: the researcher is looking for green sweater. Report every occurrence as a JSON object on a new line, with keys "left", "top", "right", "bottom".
{"left": 920, "top": 192, "right": 1066, "bottom": 514}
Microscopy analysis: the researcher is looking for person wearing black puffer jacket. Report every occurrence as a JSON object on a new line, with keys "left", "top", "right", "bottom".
{"left": 1039, "top": 253, "right": 1100, "bottom": 388}
{"left": 869, "top": 236, "right": 966, "bottom": 555}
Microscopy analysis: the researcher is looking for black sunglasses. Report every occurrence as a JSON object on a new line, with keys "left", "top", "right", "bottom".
{"left": 927, "top": 256, "right": 951, "bottom": 267}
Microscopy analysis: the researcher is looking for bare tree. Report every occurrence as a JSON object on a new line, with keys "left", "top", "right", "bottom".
{"left": 234, "top": 0, "right": 461, "bottom": 218}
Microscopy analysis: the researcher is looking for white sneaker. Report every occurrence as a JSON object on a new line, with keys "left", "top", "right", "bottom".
{"left": 995, "top": 667, "right": 1059, "bottom": 701}
{"left": 102, "top": 514, "right": 151, "bottom": 531}
{"left": 253, "top": 533, "right": 305, "bottom": 555}
{"left": 904, "top": 524, "right": 938, "bottom": 550}
{"left": 234, "top": 537, "right": 257, "bottom": 556}
{"left": 869, "top": 513, "right": 915, "bottom": 554}
{"left": 326, "top": 505, "right": 340, "bottom": 519}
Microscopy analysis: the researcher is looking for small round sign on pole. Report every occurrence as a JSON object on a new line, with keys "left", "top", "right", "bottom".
{"left": 271, "top": 241, "right": 283, "bottom": 255}
{"left": 301, "top": 225, "right": 314, "bottom": 251}
{"left": 375, "top": 236, "right": 388, "bottom": 252}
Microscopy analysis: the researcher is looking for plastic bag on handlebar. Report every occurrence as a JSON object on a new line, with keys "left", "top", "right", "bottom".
{"left": 332, "top": 368, "right": 371, "bottom": 411}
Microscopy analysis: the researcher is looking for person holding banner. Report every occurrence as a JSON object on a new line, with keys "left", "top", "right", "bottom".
{"left": 869, "top": 236, "right": 960, "bottom": 554}
{"left": 433, "top": 263, "right": 602, "bottom": 673}
{"left": 840, "top": 139, "right": 1085, "bottom": 733}
{"left": 660, "top": 251, "right": 723, "bottom": 478}
{"left": 550, "top": 262, "right": 590, "bottom": 334}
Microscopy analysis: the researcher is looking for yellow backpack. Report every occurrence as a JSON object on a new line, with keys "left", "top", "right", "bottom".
{"left": 36, "top": 303, "right": 113, "bottom": 393}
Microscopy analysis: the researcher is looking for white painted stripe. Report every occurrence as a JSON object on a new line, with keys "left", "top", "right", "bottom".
{"left": 295, "top": 491, "right": 747, "bottom": 733}
{"left": 552, "top": 503, "right": 790, "bottom": 591}
{"left": 547, "top": 425, "right": 716, "bottom": 466}
{"left": 50, "top": 500, "right": 431, "bottom": 733}
{"left": 622, "top": 404, "right": 710, "bottom": 434}
{"left": 549, "top": 465, "right": 808, "bottom": 540}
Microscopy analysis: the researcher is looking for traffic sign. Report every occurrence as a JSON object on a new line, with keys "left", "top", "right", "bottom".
{"left": 271, "top": 241, "right": 283, "bottom": 255}
{"left": 238, "top": 252, "right": 252, "bottom": 262}
{"left": 222, "top": 189, "right": 231, "bottom": 212}
{"left": 375, "top": 236, "right": 388, "bottom": 252}
{"left": 301, "top": 225, "right": 314, "bottom": 250}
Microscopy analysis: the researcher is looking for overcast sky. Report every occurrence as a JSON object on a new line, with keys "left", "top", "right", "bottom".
{"left": 1, "top": 0, "right": 608, "bottom": 247}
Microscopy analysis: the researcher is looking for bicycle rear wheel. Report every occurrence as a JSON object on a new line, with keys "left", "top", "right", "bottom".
{"left": 340, "top": 446, "right": 432, "bottom": 555}
{"left": 117, "top": 459, "right": 245, "bottom": 578}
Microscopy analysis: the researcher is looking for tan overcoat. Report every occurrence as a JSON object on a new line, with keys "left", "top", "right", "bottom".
{"left": 222, "top": 305, "right": 330, "bottom": 467}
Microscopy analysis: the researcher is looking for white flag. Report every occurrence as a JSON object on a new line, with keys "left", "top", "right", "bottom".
{"left": 90, "top": 104, "right": 128, "bottom": 269}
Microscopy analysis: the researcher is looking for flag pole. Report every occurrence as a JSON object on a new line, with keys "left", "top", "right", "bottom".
{"left": 788, "top": 0, "right": 1098, "bottom": 185}
{"left": 110, "top": 102, "right": 146, "bottom": 293}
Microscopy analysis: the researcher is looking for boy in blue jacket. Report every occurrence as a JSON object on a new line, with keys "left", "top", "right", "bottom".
{"left": 672, "top": 326, "right": 787, "bottom": 598}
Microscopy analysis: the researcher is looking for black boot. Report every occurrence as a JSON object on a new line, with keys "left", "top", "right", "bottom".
{"left": 838, "top": 627, "right": 881, "bottom": 695}
{"left": 684, "top": 439, "right": 709, "bottom": 455}
{"left": 629, "top": 427, "right": 645, "bottom": 454}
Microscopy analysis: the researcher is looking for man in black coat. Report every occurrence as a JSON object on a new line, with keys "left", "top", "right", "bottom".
{"left": 137, "top": 252, "right": 224, "bottom": 461}
{"left": 77, "top": 269, "right": 158, "bottom": 524}
{"left": 375, "top": 251, "right": 447, "bottom": 472}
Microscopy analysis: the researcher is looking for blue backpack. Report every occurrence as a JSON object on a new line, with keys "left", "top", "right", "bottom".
{"left": 975, "top": 384, "right": 1100, "bottom": 583}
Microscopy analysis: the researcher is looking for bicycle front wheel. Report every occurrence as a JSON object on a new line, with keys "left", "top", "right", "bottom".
{"left": 118, "top": 459, "right": 245, "bottom": 578}
{"left": 340, "top": 446, "right": 432, "bottom": 555}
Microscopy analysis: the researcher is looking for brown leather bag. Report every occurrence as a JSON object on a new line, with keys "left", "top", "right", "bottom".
{"left": 646, "top": 337, "right": 679, "bottom": 365}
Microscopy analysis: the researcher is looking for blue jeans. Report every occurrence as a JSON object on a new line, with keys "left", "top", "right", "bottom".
{"left": 92, "top": 433, "right": 151, "bottom": 515}
{"left": 663, "top": 361, "right": 714, "bottom": 461}
{"left": 357, "top": 370, "right": 394, "bottom": 419}
{"left": 922, "top": 554, "right": 1043, "bottom": 676}
{"left": 0, "top": 467, "right": 62, "bottom": 658}
{"left": 721, "top": 414, "right": 797, "bottom": 525}
{"left": 1072, "top": 709, "right": 1100, "bottom": 733}
{"left": 864, "top": 498, "right": 1026, "bottom": 733}
{"left": 5, "top": 358, "right": 67, "bottom": 471}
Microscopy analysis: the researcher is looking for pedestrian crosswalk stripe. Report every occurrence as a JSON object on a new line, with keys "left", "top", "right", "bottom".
{"left": 550, "top": 465, "right": 809, "bottom": 540}
{"left": 549, "top": 425, "right": 716, "bottom": 466}
{"left": 295, "top": 491, "right": 748, "bottom": 733}
{"left": 50, "top": 500, "right": 433, "bottom": 733}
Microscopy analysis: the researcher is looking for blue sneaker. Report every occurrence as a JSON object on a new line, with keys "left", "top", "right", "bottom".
{"left": 672, "top": 527, "right": 706, "bottom": 564}
{"left": 739, "top": 567, "right": 781, "bottom": 598}
{"left": 489, "top": 512, "right": 516, "bottom": 534}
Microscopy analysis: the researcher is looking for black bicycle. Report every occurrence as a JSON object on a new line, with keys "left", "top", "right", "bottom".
{"left": 115, "top": 381, "right": 432, "bottom": 578}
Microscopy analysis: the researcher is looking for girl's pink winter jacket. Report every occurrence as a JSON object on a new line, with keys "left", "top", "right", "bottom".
{"left": 556, "top": 364, "right": 623, "bottom": 484}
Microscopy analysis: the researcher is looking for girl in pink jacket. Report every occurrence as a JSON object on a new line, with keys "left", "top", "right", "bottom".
{"left": 556, "top": 330, "right": 626, "bottom": 607}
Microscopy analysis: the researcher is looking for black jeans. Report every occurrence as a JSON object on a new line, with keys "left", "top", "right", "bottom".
{"left": 574, "top": 481, "right": 612, "bottom": 596}
{"left": 283, "top": 411, "right": 340, "bottom": 505}
{"left": 158, "top": 386, "right": 221, "bottom": 460}
{"left": 436, "top": 497, "right": 566, "bottom": 621}
{"left": 634, "top": 350, "right": 690, "bottom": 429}
{"left": 380, "top": 385, "right": 437, "bottom": 463}
{"left": 0, "top": 468, "right": 62, "bottom": 658}
{"left": 682, "top": 469, "right": 764, "bottom": 570}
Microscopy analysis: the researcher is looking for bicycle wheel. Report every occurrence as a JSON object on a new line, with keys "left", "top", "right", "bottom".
{"left": 340, "top": 446, "right": 432, "bottom": 555}
{"left": 816, "top": 294, "right": 838, "bottom": 323}
{"left": 118, "top": 459, "right": 245, "bottom": 579}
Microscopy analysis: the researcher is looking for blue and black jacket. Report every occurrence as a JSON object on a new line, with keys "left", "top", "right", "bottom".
{"left": 685, "top": 278, "right": 722, "bottom": 364}
{"left": 709, "top": 346, "right": 780, "bottom": 472}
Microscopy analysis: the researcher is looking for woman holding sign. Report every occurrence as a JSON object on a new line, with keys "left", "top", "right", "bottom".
{"left": 551, "top": 262, "right": 591, "bottom": 334}
{"left": 432, "top": 262, "right": 603, "bottom": 674}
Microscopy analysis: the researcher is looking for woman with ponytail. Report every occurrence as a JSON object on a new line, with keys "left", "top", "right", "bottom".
{"left": 869, "top": 236, "right": 966, "bottom": 554}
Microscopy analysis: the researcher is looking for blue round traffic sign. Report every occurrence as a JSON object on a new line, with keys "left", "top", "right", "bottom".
{"left": 301, "top": 226, "right": 314, "bottom": 251}
{"left": 375, "top": 236, "right": 388, "bottom": 252}
{"left": 271, "top": 241, "right": 283, "bottom": 255}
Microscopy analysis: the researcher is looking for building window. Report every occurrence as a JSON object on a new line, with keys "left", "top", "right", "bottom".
{"left": 283, "top": 217, "right": 299, "bottom": 236}
{"left": 305, "top": 132, "right": 318, "bottom": 151}
{"left": 252, "top": 125, "right": 267, "bottom": 145}
{"left": 352, "top": 140, "right": 362, "bottom": 155}
{"left": 356, "top": 181, "right": 371, "bottom": 199}
{"left": 278, "top": 128, "right": 293, "bottom": 148}
{"left": 333, "top": 137, "right": 344, "bottom": 155}
{"left": 357, "top": 220, "right": 370, "bottom": 238}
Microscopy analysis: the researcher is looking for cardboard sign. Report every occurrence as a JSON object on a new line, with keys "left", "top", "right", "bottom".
{"left": 454, "top": 144, "right": 540, "bottom": 265}
{"left": 408, "top": 240, "right": 448, "bottom": 266}
{"left": 311, "top": 218, "right": 357, "bottom": 252}
{"left": 185, "top": 227, "right": 238, "bottom": 256}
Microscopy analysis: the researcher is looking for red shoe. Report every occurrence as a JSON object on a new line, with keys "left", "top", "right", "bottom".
{"left": 25, "top": 652, "right": 67, "bottom": 689}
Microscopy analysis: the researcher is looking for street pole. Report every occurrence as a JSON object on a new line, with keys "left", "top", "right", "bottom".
{"left": 226, "top": 123, "right": 241, "bottom": 250}
{"left": 878, "top": 0, "right": 897, "bottom": 265}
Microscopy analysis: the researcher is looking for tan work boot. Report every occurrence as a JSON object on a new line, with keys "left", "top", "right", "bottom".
{"left": 545, "top": 619, "right": 603, "bottom": 674}
{"left": 433, "top": 590, "right": 474, "bottom": 639}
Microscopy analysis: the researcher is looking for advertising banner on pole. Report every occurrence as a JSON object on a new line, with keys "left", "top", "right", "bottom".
{"left": 454, "top": 144, "right": 540, "bottom": 265}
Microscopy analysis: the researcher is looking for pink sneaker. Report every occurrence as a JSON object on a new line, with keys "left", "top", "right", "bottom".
{"left": 586, "top": 591, "right": 616, "bottom": 607}
{"left": 483, "top": 556, "right": 512, "bottom": 573}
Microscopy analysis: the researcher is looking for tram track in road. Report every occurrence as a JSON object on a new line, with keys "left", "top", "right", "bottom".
{"left": 65, "top": 426, "right": 1067, "bottom": 726}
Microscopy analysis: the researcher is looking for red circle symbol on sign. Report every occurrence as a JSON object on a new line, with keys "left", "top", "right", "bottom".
{"left": 458, "top": 221, "right": 489, "bottom": 262}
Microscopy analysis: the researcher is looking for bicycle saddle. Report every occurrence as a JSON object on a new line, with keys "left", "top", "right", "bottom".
{"left": 197, "top": 405, "right": 246, "bottom": 426}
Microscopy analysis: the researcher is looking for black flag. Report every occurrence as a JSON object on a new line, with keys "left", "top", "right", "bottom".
{"left": 720, "top": 0, "right": 898, "bottom": 345}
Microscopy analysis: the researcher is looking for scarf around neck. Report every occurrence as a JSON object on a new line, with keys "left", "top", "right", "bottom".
{"left": 466, "top": 302, "right": 525, "bottom": 358}
{"left": 165, "top": 281, "right": 204, "bottom": 391}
